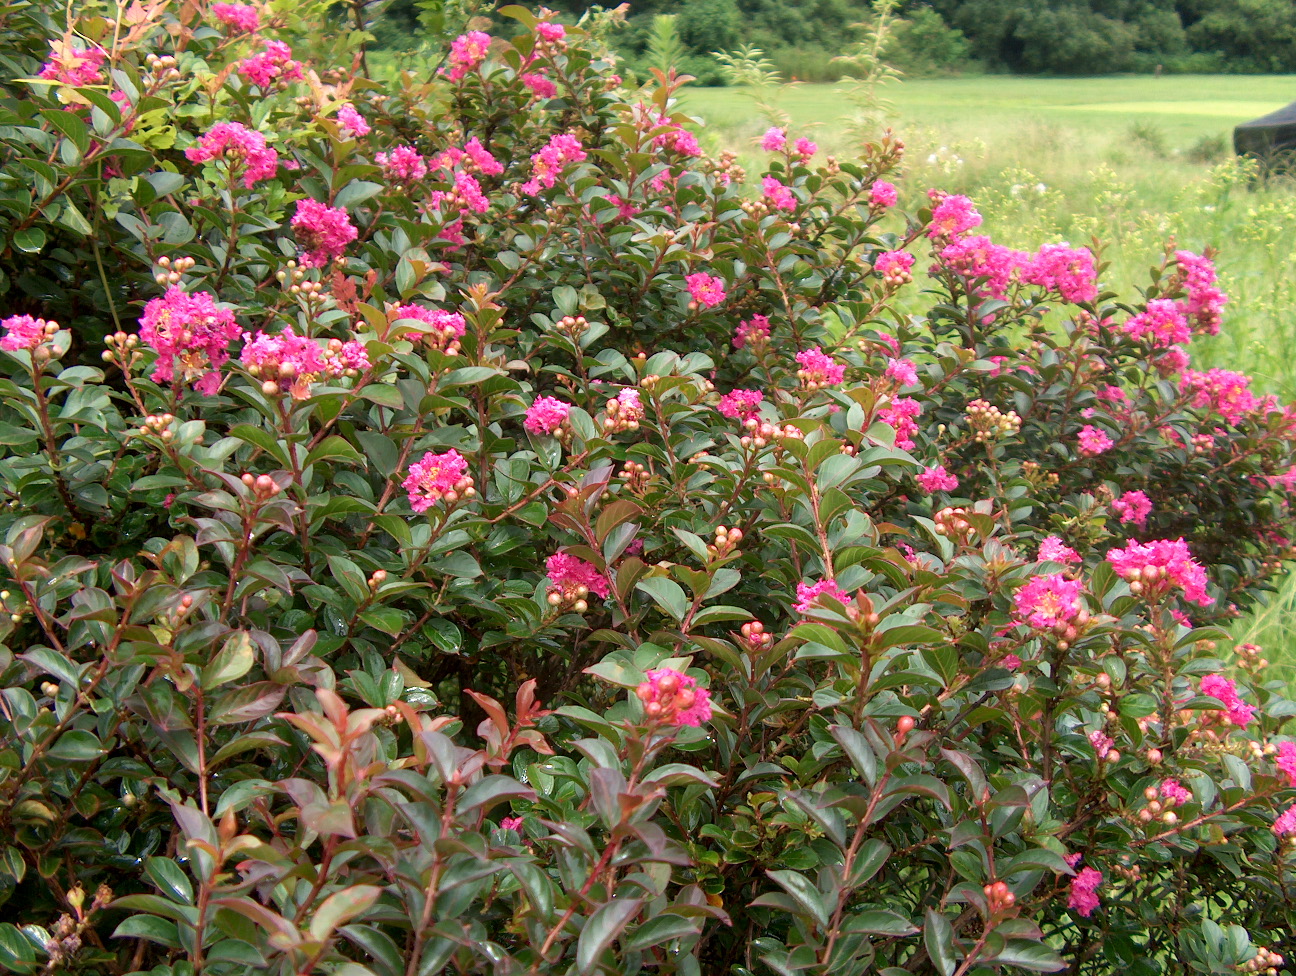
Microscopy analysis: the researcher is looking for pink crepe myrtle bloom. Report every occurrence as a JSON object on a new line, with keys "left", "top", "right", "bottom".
{"left": 1097, "top": 385, "right": 1129, "bottom": 407}
{"left": 239, "top": 40, "right": 303, "bottom": 87}
{"left": 939, "top": 234, "right": 1025, "bottom": 300}
{"left": 1123, "top": 298, "right": 1190, "bottom": 347}
{"left": 917, "top": 464, "right": 958, "bottom": 493}
{"left": 1180, "top": 368, "right": 1261, "bottom": 425}
{"left": 879, "top": 396, "right": 922, "bottom": 451}
{"left": 1077, "top": 425, "right": 1113, "bottom": 456}
{"left": 761, "top": 127, "right": 786, "bottom": 151}
{"left": 546, "top": 552, "right": 610, "bottom": 600}
{"left": 636, "top": 668, "right": 712, "bottom": 727}
{"left": 404, "top": 449, "right": 472, "bottom": 513}
{"left": 1277, "top": 741, "right": 1296, "bottom": 787}
{"left": 793, "top": 137, "right": 817, "bottom": 159}
{"left": 795, "top": 578, "right": 850, "bottom": 614}
{"left": 1175, "top": 249, "right": 1227, "bottom": 335}
{"left": 1160, "top": 779, "right": 1192, "bottom": 806}
{"left": 390, "top": 304, "right": 466, "bottom": 355}
{"left": 1, "top": 314, "right": 55, "bottom": 352}
{"left": 1155, "top": 345, "right": 1191, "bottom": 377}
{"left": 444, "top": 31, "right": 491, "bottom": 81}
{"left": 1107, "top": 537, "right": 1213, "bottom": 606}
{"left": 39, "top": 40, "right": 106, "bottom": 86}
{"left": 140, "top": 289, "right": 240, "bottom": 394}
{"left": 185, "top": 122, "right": 279, "bottom": 188}
{"left": 328, "top": 339, "right": 370, "bottom": 374}
{"left": 733, "top": 314, "right": 770, "bottom": 349}
{"left": 292, "top": 199, "right": 357, "bottom": 268}
{"left": 500, "top": 816, "right": 524, "bottom": 831}
{"left": 795, "top": 346, "right": 845, "bottom": 388}
{"left": 1112, "top": 489, "right": 1152, "bottom": 528}
{"left": 1068, "top": 867, "right": 1102, "bottom": 917}
{"left": 875, "top": 250, "right": 915, "bottom": 285}
{"left": 717, "top": 389, "right": 763, "bottom": 423}
{"left": 1088, "top": 730, "right": 1115, "bottom": 758}
{"left": 1014, "top": 573, "right": 1084, "bottom": 630}
{"left": 686, "top": 273, "right": 726, "bottom": 308}
{"left": 523, "top": 72, "right": 557, "bottom": 98}
{"left": 762, "top": 176, "right": 797, "bottom": 212}
{"left": 870, "top": 180, "right": 898, "bottom": 208}
{"left": 605, "top": 194, "right": 639, "bottom": 220}
{"left": 534, "top": 21, "right": 567, "bottom": 42}
{"left": 1038, "top": 536, "right": 1081, "bottom": 564}
{"left": 1275, "top": 804, "right": 1296, "bottom": 836}
{"left": 885, "top": 357, "right": 918, "bottom": 387}
{"left": 1200, "top": 674, "right": 1255, "bottom": 727}
{"left": 376, "top": 145, "right": 428, "bottom": 182}
{"left": 336, "top": 104, "right": 370, "bottom": 137}
{"left": 521, "top": 132, "right": 586, "bottom": 194}
{"left": 525, "top": 396, "right": 570, "bottom": 435}
{"left": 1021, "top": 243, "right": 1098, "bottom": 303}
{"left": 462, "top": 137, "right": 504, "bottom": 176}
{"left": 927, "top": 192, "right": 982, "bottom": 240}
{"left": 212, "top": 3, "right": 259, "bottom": 32}
{"left": 240, "top": 327, "right": 328, "bottom": 399}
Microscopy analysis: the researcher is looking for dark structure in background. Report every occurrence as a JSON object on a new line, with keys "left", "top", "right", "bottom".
{"left": 1234, "top": 101, "right": 1296, "bottom": 159}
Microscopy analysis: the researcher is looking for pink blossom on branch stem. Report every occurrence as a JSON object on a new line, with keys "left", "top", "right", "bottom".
{"left": 1038, "top": 536, "right": 1081, "bottom": 564}
{"left": 185, "top": 122, "right": 279, "bottom": 189}
{"left": 1, "top": 314, "right": 56, "bottom": 352}
{"left": 212, "top": 3, "right": 259, "bottom": 32}
{"left": 635, "top": 668, "right": 712, "bottom": 727}
{"left": 685, "top": 273, "right": 726, "bottom": 308}
{"left": 760, "top": 127, "right": 786, "bottom": 152}
{"left": 1068, "top": 867, "right": 1103, "bottom": 917}
{"left": 1077, "top": 425, "right": 1113, "bottom": 456}
{"left": 1199, "top": 674, "right": 1255, "bottom": 727}
{"left": 443, "top": 31, "right": 491, "bottom": 81}
{"left": 524, "top": 396, "right": 570, "bottom": 435}
{"left": 403, "top": 449, "right": 473, "bottom": 513}
{"left": 794, "top": 346, "right": 845, "bottom": 388}
{"left": 733, "top": 314, "right": 770, "bottom": 349}
{"left": 875, "top": 250, "right": 914, "bottom": 286}
{"left": 546, "top": 552, "right": 610, "bottom": 601}
{"left": 139, "top": 289, "right": 239, "bottom": 395}
{"left": 1112, "top": 490, "right": 1152, "bottom": 528}
{"left": 336, "top": 104, "right": 370, "bottom": 137}
{"left": 917, "top": 464, "right": 958, "bottom": 493}
{"left": 1013, "top": 573, "right": 1084, "bottom": 631}
{"left": 794, "top": 579, "right": 849, "bottom": 614}
{"left": 291, "top": 199, "right": 358, "bottom": 268}
{"left": 717, "top": 389, "right": 763, "bottom": 423}
{"left": 1106, "top": 537, "right": 1213, "bottom": 607}
{"left": 870, "top": 180, "right": 898, "bottom": 208}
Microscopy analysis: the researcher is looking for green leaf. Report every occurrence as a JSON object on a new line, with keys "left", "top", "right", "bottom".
{"left": 203, "top": 631, "right": 255, "bottom": 690}
{"left": 989, "top": 941, "right": 1067, "bottom": 972}
{"left": 42, "top": 109, "right": 90, "bottom": 155}
{"left": 624, "top": 913, "right": 703, "bottom": 951}
{"left": 636, "top": 576, "right": 688, "bottom": 622}
{"left": 841, "top": 909, "right": 918, "bottom": 936}
{"left": 334, "top": 180, "right": 383, "bottom": 208}
{"left": 765, "top": 869, "right": 830, "bottom": 928}
{"left": 924, "top": 908, "right": 956, "bottom": 976}
{"left": 308, "top": 885, "right": 381, "bottom": 942}
{"left": 440, "top": 366, "right": 502, "bottom": 388}
{"left": 305, "top": 435, "right": 364, "bottom": 468}
{"left": 113, "top": 915, "right": 181, "bottom": 948}
{"left": 46, "top": 729, "right": 103, "bottom": 761}
{"left": 577, "top": 897, "right": 643, "bottom": 974}
{"left": 144, "top": 857, "right": 193, "bottom": 904}
{"left": 458, "top": 775, "right": 534, "bottom": 813}
{"left": 12, "top": 228, "right": 46, "bottom": 254}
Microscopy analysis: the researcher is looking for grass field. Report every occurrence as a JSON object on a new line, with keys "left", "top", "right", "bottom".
{"left": 687, "top": 75, "right": 1296, "bottom": 685}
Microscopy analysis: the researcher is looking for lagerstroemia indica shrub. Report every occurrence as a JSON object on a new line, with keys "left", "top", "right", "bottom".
{"left": 0, "top": 3, "right": 1295, "bottom": 975}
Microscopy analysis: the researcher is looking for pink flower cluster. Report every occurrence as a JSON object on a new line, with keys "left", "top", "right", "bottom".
{"left": 1077, "top": 425, "right": 1113, "bottom": 456}
{"left": 1112, "top": 489, "right": 1152, "bottom": 528}
{"left": 1278, "top": 741, "right": 1296, "bottom": 787}
{"left": 794, "top": 578, "right": 849, "bottom": 614}
{"left": 763, "top": 177, "right": 797, "bottom": 212}
{"left": 870, "top": 180, "right": 897, "bottom": 208}
{"left": 291, "top": 199, "right": 358, "bottom": 268}
{"left": 1160, "top": 779, "right": 1192, "bottom": 805}
{"left": 524, "top": 396, "right": 570, "bottom": 435}
{"left": 686, "top": 273, "right": 726, "bottom": 308}
{"left": 212, "top": 2, "right": 259, "bottom": 32}
{"left": 880, "top": 397, "right": 922, "bottom": 451}
{"left": 927, "top": 192, "right": 982, "bottom": 240}
{"left": 1123, "top": 298, "right": 1189, "bottom": 347}
{"left": 1068, "top": 866, "right": 1102, "bottom": 917}
{"left": 376, "top": 145, "right": 427, "bottom": 182}
{"left": 1021, "top": 243, "right": 1098, "bottom": 303}
{"left": 886, "top": 357, "right": 918, "bottom": 387}
{"left": 917, "top": 464, "right": 958, "bottom": 493}
{"left": 1038, "top": 536, "right": 1080, "bottom": 563}
{"left": 718, "top": 388, "right": 763, "bottom": 423}
{"left": 336, "top": 104, "right": 370, "bottom": 137}
{"left": 546, "top": 552, "right": 610, "bottom": 600}
{"left": 238, "top": 40, "right": 303, "bottom": 87}
{"left": 139, "top": 288, "right": 240, "bottom": 395}
{"left": 760, "top": 127, "right": 786, "bottom": 152}
{"left": 1088, "top": 729, "right": 1115, "bottom": 759}
{"left": 1199, "top": 674, "right": 1255, "bottom": 727}
{"left": 1106, "top": 537, "right": 1213, "bottom": 606}
{"left": 635, "top": 667, "right": 712, "bottom": 727}
{"left": 523, "top": 72, "right": 557, "bottom": 99}
{"left": 1180, "top": 368, "right": 1268, "bottom": 425}
{"left": 444, "top": 31, "right": 491, "bottom": 81}
{"left": 185, "top": 122, "right": 279, "bottom": 188}
{"left": 240, "top": 327, "right": 327, "bottom": 398}
{"left": 1, "top": 314, "right": 56, "bottom": 352}
{"left": 390, "top": 304, "right": 466, "bottom": 355}
{"left": 939, "top": 235, "right": 1022, "bottom": 300}
{"left": 733, "top": 314, "right": 770, "bottom": 349}
{"left": 403, "top": 449, "right": 472, "bottom": 512}
{"left": 1013, "top": 573, "right": 1084, "bottom": 630}
{"left": 795, "top": 346, "right": 845, "bottom": 388}
{"left": 39, "top": 41, "right": 106, "bottom": 86}
{"left": 535, "top": 21, "right": 567, "bottom": 43}
{"left": 875, "top": 250, "right": 914, "bottom": 286}
{"left": 1275, "top": 804, "right": 1296, "bottom": 837}
{"left": 1175, "top": 249, "right": 1227, "bottom": 335}
{"left": 521, "top": 133, "right": 586, "bottom": 194}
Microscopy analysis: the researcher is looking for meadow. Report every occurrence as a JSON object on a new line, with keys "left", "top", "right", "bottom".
{"left": 688, "top": 75, "right": 1296, "bottom": 682}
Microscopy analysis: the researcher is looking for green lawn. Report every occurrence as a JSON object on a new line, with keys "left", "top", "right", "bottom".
{"left": 687, "top": 74, "right": 1296, "bottom": 685}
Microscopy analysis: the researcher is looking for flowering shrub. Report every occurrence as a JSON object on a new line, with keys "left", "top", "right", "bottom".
{"left": 0, "top": 4, "right": 1294, "bottom": 976}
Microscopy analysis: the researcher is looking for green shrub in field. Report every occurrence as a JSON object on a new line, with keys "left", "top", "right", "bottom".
{"left": 1, "top": 4, "right": 1295, "bottom": 975}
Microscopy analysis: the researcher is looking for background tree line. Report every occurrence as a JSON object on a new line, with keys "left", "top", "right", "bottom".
{"left": 368, "top": 0, "right": 1296, "bottom": 80}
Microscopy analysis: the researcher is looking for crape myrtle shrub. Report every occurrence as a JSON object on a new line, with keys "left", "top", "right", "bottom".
{"left": 1, "top": 3, "right": 1296, "bottom": 975}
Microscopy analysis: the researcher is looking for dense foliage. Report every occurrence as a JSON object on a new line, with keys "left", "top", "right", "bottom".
{"left": 1, "top": 3, "right": 1296, "bottom": 976}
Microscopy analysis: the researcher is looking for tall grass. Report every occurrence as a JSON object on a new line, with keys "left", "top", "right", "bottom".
{"left": 687, "top": 77, "right": 1296, "bottom": 684}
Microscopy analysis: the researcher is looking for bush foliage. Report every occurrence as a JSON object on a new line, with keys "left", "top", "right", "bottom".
{"left": 1, "top": 4, "right": 1295, "bottom": 976}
